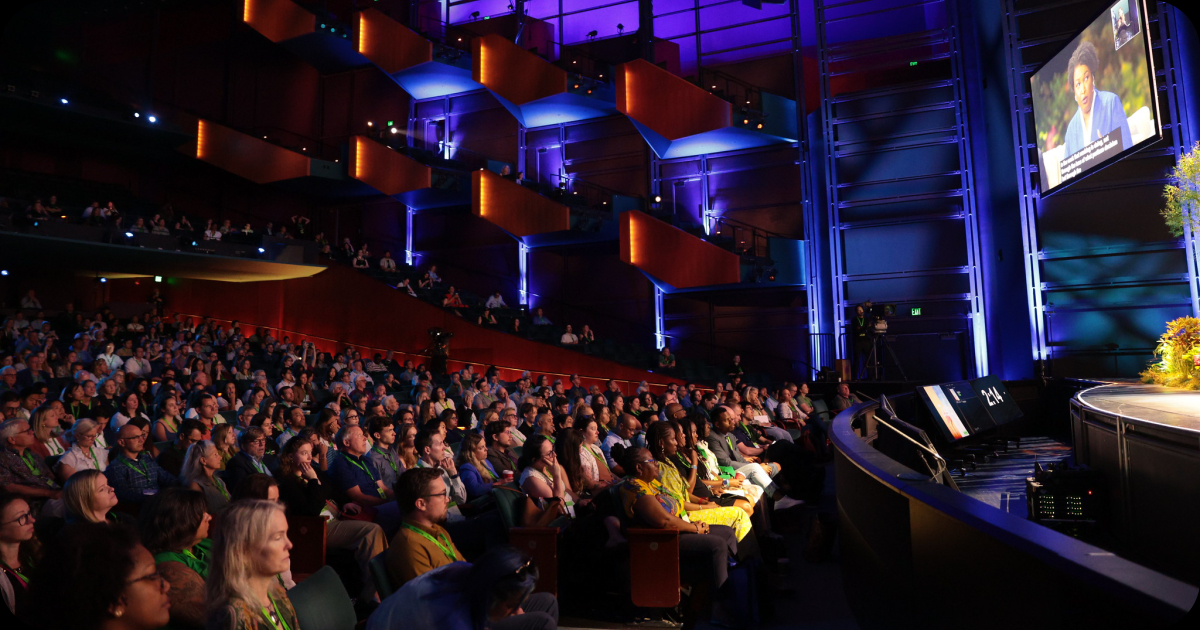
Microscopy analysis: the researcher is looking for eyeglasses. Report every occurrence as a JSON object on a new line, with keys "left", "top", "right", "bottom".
{"left": 422, "top": 490, "right": 450, "bottom": 500}
{"left": 127, "top": 570, "right": 168, "bottom": 589}
{"left": 1, "top": 511, "right": 33, "bottom": 526}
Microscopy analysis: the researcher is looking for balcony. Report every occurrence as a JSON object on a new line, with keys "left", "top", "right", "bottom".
{"left": 617, "top": 59, "right": 798, "bottom": 159}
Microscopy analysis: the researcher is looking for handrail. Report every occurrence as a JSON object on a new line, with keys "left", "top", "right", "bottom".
{"left": 411, "top": 12, "right": 612, "bottom": 83}
{"left": 251, "top": 125, "right": 341, "bottom": 163}
{"left": 697, "top": 66, "right": 765, "bottom": 113}
{"left": 710, "top": 216, "right": 787, "bottom": 259}
{"left": 544, "top": 173, "right": 638, "bottom": 212}
{"left": 830, "top": 401, "right": 1198, "bottom": 622}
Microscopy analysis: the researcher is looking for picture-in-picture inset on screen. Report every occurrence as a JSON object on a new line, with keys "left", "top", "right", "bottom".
{"left": 1029, "top": 0, "right": 1159, "bottom": 195}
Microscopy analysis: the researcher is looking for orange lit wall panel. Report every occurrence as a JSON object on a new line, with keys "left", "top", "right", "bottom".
{"left": 472, "top": 170, "right": 569, "bottom": 237}
{"left": 349, "top": 136, "right": 430, "bottom": 195}
{"left": 242, "top": 0, "right": 314, "bottom": 43}
{"left": 620, "top": 210, "right": 740, "bottom": 289}
{"left": 473, "top": 34, "right": 565, "bottom": 106}
{"left": 616, "top": 59, "right": 731, "bottom": 141}
{"left": 356, "top": 8, "right": 431, "bottom": 74}
{"left": 165, "top": 265, "right": 682, "bottom": 391}
{"left": 195, "top": 120, "right": 310, "bottom": 184}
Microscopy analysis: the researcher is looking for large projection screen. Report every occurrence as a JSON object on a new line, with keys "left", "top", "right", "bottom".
{"left": 1029, "top": 0, "right": 1160, "bottom": 196}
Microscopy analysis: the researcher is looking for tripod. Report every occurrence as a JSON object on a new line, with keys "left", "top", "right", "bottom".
{"left": 865, "top": 332, "right": 908, "bottom": 381}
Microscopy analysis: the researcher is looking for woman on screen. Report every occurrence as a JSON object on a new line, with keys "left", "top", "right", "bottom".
{"left": 1063, "top": 41, "right": 1133, "bottom": 159}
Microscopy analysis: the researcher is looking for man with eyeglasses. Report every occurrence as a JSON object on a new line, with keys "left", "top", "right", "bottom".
{"left": 224, "top": 426, "right": 279, "bottom": 491}
{"left": 107, "top": 423, "right": 178, "bottom": 504}
{"left": 386, "top": 467, "right": 463, "bottom": 587}
{"left": 0, "top": 418, "right": 62, "bottom": 506}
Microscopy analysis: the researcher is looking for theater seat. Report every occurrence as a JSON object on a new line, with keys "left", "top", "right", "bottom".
{"left": 286, "top": 514, "right": 327, "bottom": 582}
{"left": 627, "top": 528, "right": 681, "bottom": 607}
{"left": 287, "top": 565, "right": 356, "bottom": 630}
{"left": 368, "top": 550, "right": 394, "bottom": 599}
{"left": 508, "top": 527, "right": 559, "bottom": 596}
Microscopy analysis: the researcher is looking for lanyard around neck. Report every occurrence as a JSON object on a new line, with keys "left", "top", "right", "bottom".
{"left": 402, "top": 522, "right": 458, "bottom": 563}
{"left": 259, "top": 594, "right": 292, "bottom": 630}
{"left": 346, "top": 456, "right": 386, "bottom": 498}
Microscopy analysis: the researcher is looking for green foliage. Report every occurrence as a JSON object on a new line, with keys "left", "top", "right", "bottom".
{"left": 1161, "top": 142, "right": 1200, "bottom": 238}
{"left": 1141, "top": 316, "right": 1200, "bottom": 390}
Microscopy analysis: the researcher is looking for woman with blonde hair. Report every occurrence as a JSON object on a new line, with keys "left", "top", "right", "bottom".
{"left": 181, "top": 440, "right": 231, "bottom": 514}
{"left": 62, "top": 469, "right": 120, "bottom": 524}
{"left": 57, "top": 419, "right": 109, "bottom": 481}
{"left": 27, "top": 405, "right": 68, "bottom": 460}
{"left": 205, "top": 500, "right": 299, "bottom": 630}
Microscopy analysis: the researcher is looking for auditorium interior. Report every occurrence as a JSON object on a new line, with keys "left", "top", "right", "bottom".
{"left": 1, "top": 0, "right": 1198, "bottom": 629}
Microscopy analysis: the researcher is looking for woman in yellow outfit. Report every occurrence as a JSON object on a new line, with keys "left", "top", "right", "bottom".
{"left": 645, "top": 421, "right": 752, "bottom": 541}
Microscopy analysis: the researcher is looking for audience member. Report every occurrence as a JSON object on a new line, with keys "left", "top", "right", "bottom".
{"left": 180, "top": 440, "right": 231, "bottom": 514}
{"left": 107, "top": 423, "right": 178, "bottom": 504}
{"left": 206, "top": 500, "right": 300, "bottom": 630}
{"left": 27, "top": 522, "right": 171, "bottom": 630}
{"left": 0, "top": 418, "right": 62, "bottom": 506}
{"left": 223, "top": 426, "right": 279, "bottom": 491}
{"left": 61, "top": 469, "right": 120, "bottom": 524}
{"left": 139, "top": 488, "right": 212, "bottom": 630}
{"left": 0, "top": 492, "right": 37, "bottom": 628}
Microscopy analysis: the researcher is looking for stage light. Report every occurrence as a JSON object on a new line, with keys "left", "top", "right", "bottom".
{"left": 712, "top": 85, "right": 717, "bottom": 89}
{"left": 654, "top": 195, "right": 662, "bottom": 203}
{"left": 320, "top": 23, "right": 325, "bottom": 28}
{"left": 587, "top": 30, "right": 597, "bottom": 41}
{"left": 458, "top": 37, "right": 462, "bottom": 42}
{"left": 148, "top": 115, "right": 157, "bottom": 123}
{"left": 756, "top": 123, "right": 763, "bottom": 129}
{"left": 99, "top": 277, "right": 107, "bottom": 283}
{"left": 60, "top": 98, "right": 68, "bottom": 104}
{"left": 258, "top": 247, "right": 266, "bottom": 253}
{"left": 390, "top": 127, "right": 399, "bottom": 134}
{"left": 134, "top": 112, "right": 140, "bottom": 118}
{"left": 0, "top": 270, "right": 7, "bottom": 276}
{"left": 154, "top": 276, "right": 163, "bottom": 283}
{"left": 470, "top": 11, "right": 480, "bottom": 19}
{"left": 617, "top": 23, "right": 624, "bottom": 34}
{"left": 302, "top": 147, "right": 306, "bottom": 151}
{"left": 367, "top": 121, "right": 374, "bottom": 127}
{"left": 743, "top": 119, "right": 749, "bottom": 124}
{"left": 191, "top": 240, "right": 198, "bottom": 246}
{"left": 125, "top": 232, "right": 134, "bottom": 238}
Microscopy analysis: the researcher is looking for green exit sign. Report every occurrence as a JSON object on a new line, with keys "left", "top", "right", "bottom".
{"left": 911, "top": 307, "right": 922, "bottom": 316}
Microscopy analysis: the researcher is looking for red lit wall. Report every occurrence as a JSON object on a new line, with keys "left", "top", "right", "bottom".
{"left": 195, "top": 120, "right": 311, "bottom": 184}
{"left": 164, "top": 265, "right": 682, "bottom": 392}
{"left": 242, "top": 0, "right": 315, "bottom": 43}
{"left": 355, "top": 8, "right": 431, "bottom": 74}
{"left": 472, "top": 170, "right": 569, "bottom": 237}
{"left": 349, "top": 136, "right": 431, "bottom": 195}
{"left": 473, "top": 34, "right": 565, "bottom": 105}
{"left": 620, "top": 210, "right": 740, "bottom": 289}
{"left": 616, "top": 59, "right": 731, "bottom": 141}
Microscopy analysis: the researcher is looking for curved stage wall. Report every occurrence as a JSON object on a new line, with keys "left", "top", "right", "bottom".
{"left": 831, "top": 400, "right": 1196, "bottom": 630}
{"left": 1070, "top": 384, "right": 1200, "bottom": 585}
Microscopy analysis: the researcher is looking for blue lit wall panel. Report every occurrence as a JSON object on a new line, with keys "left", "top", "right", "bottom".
{"left": 704, "top": 40, "right": 793, "bottom": 67}
{"left": 844, "top": 274, "right": 970, "bottom": 304}
{"left": 654, "top": 13, "right": 693, "bottom": 40}
{"left": 449, "top": 0, "right": 513, "bottom": 23}
{"left": 699, "top": 1, "right": 791, "bottom": 29}
{"left": 699, "top": 18, "right": 792, "bottom": 53}
{"left": 562, "top": 5, "right": 640, "bottom": 43}
{"left": 842, "top": 221, "right": 968, "bottom": 276}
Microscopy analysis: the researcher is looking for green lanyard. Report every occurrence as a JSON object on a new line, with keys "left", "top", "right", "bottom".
{"left": 85, "top": 446, "right": 101, "bottom": 471}
{"left": 18, "top": 450, "right": 41, "bottom": 476}
{"left": 674, "top": 452, "right": 693, "bottom": 469}
{"left": 726, "top": 435, "right": 737, "bottom": 454}
{"left": 402, "top": 523, "right": 459, "bottom": 563}
{"left": 346, "top": 457, "right": 386, "bottom": 498}
{"left": 259, "top": 594, "right": 292, "bottom": 630}
{"left": 1, "top": 563, "right": 29, "bottom": 588}
{"left": 372, "top": 447, "right": 398, "bottom": 473}
{"left": 213, "top": 476, "right": 231, "bottom": 501}
{"left": 120, "top": 455, "right": 150, "bottom": 478}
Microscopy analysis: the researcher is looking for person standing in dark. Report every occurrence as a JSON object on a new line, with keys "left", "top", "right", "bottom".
{"left": 850, "top": 303, "right": 873, "bottom": 379}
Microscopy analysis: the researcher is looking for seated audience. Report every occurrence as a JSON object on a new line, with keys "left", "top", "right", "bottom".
{"left": 27, "top": 406, "right": 67, "bottom": 460}
{"left": 645, "top": 421, "right": 751, "bottom": 541}
{"left": 222, "top": 426, "right": 279, "bottom": 491}
{"left": 206, "top": 499, "right": 300, "bottom": 630}
{"left": 56, "top": 419, "right": 108, "bottom": 481}
{"left": 0, "top": 493, "right": 36, "bottom": 628}
{"left": 62, "top": 469, "right": 121, "bottom": 525}
{"left": 156, "top": 419, "right": 206, "bottom": 478}
{"left": 386, "top": 467, "right": 464, "bottom": 588}
{"left": 364, "top": 416, "right": 402, "bottom": 492}
{"left": 108, "top": 423, "right": 178, "bottom": 504}
{"left": 372, "top": 542, "right": 559, "bottom": 630}
{"left": 457, "top": 432, "right": 501, "bottom": 501}
{"left": 484, "top": 421, "right": 519, "bottom": 479}
{"left": 27, "top": 522, "right": 171, "bottom": 630}
{"left": 831, "top": 382, "right": 863, "bottom": 412}
{"left": 276, "top": 434, "right": 385, "bottom": 602}
{"left": 575, "top": 416, "right": 615, "bottom": 490}
{"left": 139, "top": 488, "right": 212, "bottom": 630}
{"left": 180, "top": 440, "right": 231, "bottom": 514}
{"left": 0, "top": 418, "right": 62, "bottom": 506}
{"left": 412, "top": 429, "right": 467, "bottom": 525}
{"left": 329, "top": 424, "right": 400, "bottom": 534}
